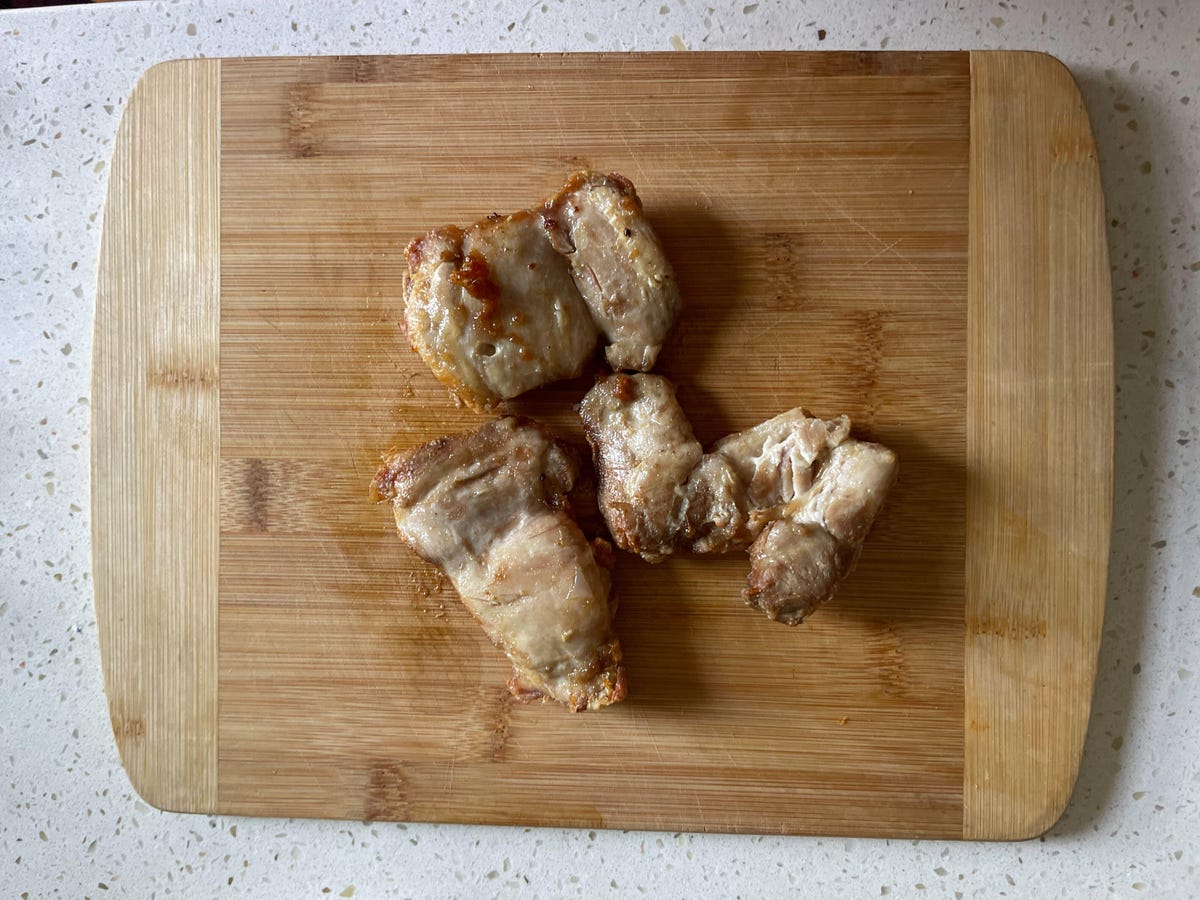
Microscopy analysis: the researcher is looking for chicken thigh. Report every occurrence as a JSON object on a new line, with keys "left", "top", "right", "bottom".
{"left": 372, "top": 417, "right": 627, "bottom": 710}
{"left": 401, "top": 172, "right": 682, "bottom": 409}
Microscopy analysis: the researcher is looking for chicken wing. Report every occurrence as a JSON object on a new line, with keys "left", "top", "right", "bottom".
{"left": 371, "top": 417, "right": 626, "bottom": 710}
{"left": 579, "top": 374, "right": 897, "bottom": 623}
{"left": 543, "top": 171, "right": 682, "bottom": 371}
{"left": 403, "top": 212, "right": 599, "bottom": 411}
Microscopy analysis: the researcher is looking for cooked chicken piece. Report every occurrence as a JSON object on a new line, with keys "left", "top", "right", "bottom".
{"left": 543, "top": 171, "right": 682, "bottom": 371}
{"left": 371, "top": 417, "right": 626, "bottom": 711}
{"left": 403, "top": 173, "right": 682, "bottom": 408}
{"left": 403, "top": 212, "right": 599, "bottom": 411}
{"left": 744, "top": 440, "right": 898, "bottom": 624}
{"left": 685, "top": 408, "right": 851, "bottom": 554}
{"left": 579, "top": 373, "right": 897, "bottom": 623}
{"left": 577, "top": 373, "right": 701, "bottom": 561}
{"left": 743, "top": 521, "right": 850, "bottom": 624}
{"left": 579, "top": 374, "right": 849, "bottom": 559}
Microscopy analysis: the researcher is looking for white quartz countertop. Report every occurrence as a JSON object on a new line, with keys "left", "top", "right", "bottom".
{"left": 2, "top": 0, "right": 1198, "bottom": 896}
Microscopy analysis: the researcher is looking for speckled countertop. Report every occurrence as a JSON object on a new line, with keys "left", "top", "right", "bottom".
{"left": 2, "top": 0, "right": 1197, "bottom": 896}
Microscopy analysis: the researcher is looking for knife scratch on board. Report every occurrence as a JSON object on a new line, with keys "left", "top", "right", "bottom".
{"left": 444, "top": 741, "right": 458, "bottom": 795}
{"left": 618, "top": 111, "right": 651, "bottom": 186}
{"left": 635, "top": 710, "right": 665, "bottom": 764}
{"left": 804, "top": 187, "right": 950, "bottom": 304}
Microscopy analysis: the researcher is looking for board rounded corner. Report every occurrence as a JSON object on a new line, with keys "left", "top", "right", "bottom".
{"left": 971, "top": 51, "right": 1104, "bottom": 174}
{"left": 129, "top": 57, "right": 222, "bottom": 102}
{"left": 113, "top": 744, "right": 186, "bottom": 816}
{"left": 967, "top": 792, "right": 1075, "bottom": 842}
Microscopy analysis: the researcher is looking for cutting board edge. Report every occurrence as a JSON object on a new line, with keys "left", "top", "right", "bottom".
{"left": 963, "top": 50, "right": 1113, "bottom": 840}
{"left": 92, "top": 57, "right": 223, "bottom": 814}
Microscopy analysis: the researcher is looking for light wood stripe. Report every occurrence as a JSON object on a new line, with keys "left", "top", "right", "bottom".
{"left": 964, "top": 51, "right": 1113, "bottom": 839}
{"left": 93, "top": 60, "right": 221, "bottom": 812}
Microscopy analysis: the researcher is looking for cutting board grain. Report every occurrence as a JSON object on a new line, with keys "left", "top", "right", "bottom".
{"left": 93, "top": 51, "right": 1112, "bottom": 839}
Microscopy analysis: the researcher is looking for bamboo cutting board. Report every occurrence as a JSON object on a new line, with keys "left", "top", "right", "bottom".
{"left": 92, "top": 51, "right": 1113, "bottom": 839}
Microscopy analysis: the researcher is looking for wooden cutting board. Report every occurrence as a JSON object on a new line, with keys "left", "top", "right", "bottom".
{"left": 92, "top": 51, "right": 1112, "bottom": 839}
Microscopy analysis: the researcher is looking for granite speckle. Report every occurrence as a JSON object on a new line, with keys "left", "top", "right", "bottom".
{"left": 1, "top": 0, "right": 1198, "bottom": 897}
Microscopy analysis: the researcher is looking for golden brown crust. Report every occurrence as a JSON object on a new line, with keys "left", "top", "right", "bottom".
{"left": 579, "top": 374, "right": 701, "bottom": 561}
{"left": 742, "top": 521, "right": 856, "bottom": 625}
{"left": 542, "top": 169, "right": 645, "bottom": 229}
{"left": 370, "top": 433, "right": 458, "bottom": 504}
{"left": 402, "top": 213, "right": 598, "bottom": 411}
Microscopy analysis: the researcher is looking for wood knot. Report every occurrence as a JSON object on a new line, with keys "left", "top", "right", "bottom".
{"left": 869, "top": 622, "right": 908, "bottom": 698}
{"left": 968, "top": 616, "right": 1048, "bottom": 640}
{"left": 850, "top": 310, "right": 885, "bottom": 415}
{"left": 762, "top": 232, "right": 806, "bottom": 311}
{"left": 363, "top": 762, "right": 409, "bottom": 821}
{"left": 490, "top": 689, "right": 514, "bottom": 761}
{"left": 1050, "top": 131, "right": 1095, "bottom": 164}
{"left": 245, "top": 458, "right": 269, "bottom": 533}
{"left": 111, "top": 715, "right": 146, "bottom": 741}
{"left": 148, "top": 366, "right": 217, "bottom": 389}
{"left": 287, "top": 85, "right": 320, "bottom": 158}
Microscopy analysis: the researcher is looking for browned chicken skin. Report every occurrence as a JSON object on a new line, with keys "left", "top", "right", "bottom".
{"left": 372, "top": 417, "right": 627, "bottom": 710}
{"left": 543, "top": 172, "right": 682, "bottom": 371}
{"left": 579, "top": 374, "right": 898, "bottom": 623}
{"left": 403, "top": 213, "right": 598, "bottom": 411}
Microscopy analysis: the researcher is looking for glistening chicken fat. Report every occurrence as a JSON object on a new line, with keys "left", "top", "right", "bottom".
{"left": 403, "top": 212, "right": 598, "bottom": 411}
